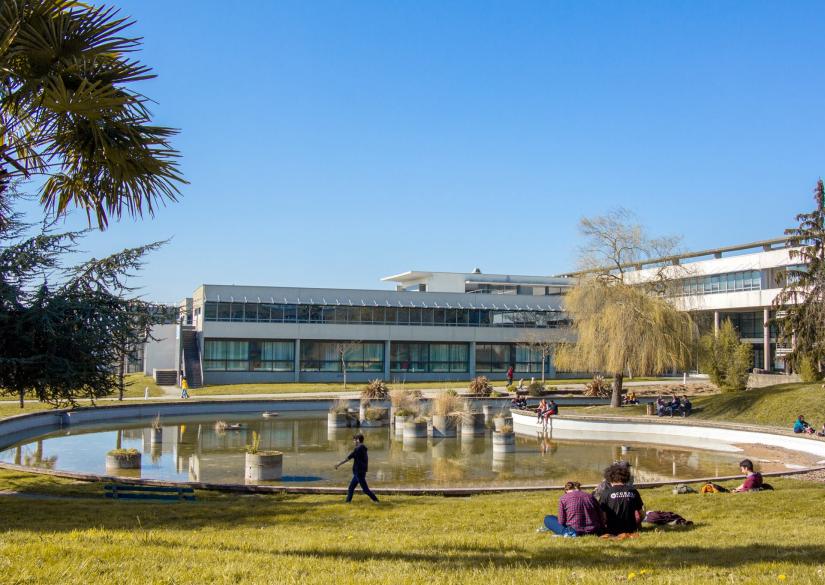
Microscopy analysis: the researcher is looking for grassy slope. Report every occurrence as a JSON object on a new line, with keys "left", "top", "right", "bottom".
{"left": 567, "top": 383, "right": 825, "bottom": 429}
{"left": 0, "top": 467, "right": 822, "bottom": 584}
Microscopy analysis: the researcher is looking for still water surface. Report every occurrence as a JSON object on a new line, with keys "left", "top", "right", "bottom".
{"left": 0, "top": 411, "right": 792, "bottom": 487}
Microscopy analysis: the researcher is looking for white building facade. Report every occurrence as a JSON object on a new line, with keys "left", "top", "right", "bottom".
{"left": 148, "top": 238, "right": 800, "bottom": 387}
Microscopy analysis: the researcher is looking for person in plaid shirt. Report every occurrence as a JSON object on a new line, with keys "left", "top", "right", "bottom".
{"left": 543, "top": 481, "right": 605, "bottom": 536}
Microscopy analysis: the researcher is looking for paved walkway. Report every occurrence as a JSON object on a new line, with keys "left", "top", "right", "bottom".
{"left": 0, "top": 379, "right": 705, "bottom": 406}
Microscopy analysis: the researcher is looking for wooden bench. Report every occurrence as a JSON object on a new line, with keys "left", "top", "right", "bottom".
{"left": 104, "top": 483, "right": 196, "bottom": 502}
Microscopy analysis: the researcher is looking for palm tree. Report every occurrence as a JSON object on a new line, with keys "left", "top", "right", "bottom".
{"left": 0, "top": 0, "right": 184, "bottom": 229}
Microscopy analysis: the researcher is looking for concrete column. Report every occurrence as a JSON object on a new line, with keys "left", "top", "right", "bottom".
{"left": 294, "top": 339, "right": 301, "bottom": 383}
{"left": 383, "top": 340, "right": 391, "bottom": 381}
{"left": 763, "top": 308, "right": 771, "bottom": 371}
{"left": 713, "top": 311, "right": 720, "bottom": 336}
{"left": 468, "top": 341, "right": 477, "bottom": 378}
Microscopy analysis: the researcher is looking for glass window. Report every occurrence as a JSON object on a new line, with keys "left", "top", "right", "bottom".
{"left": 216, "top": 302, "right": 231, "bottom": 322}
{"left": 229, "top": 303, "right": 244, "bottom": 322}
{"left": 204, "top": 302, "right": 217, "bottom": 321}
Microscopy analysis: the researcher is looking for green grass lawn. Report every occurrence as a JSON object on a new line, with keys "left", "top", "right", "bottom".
{"left": 566, "top": 382, "right": 825, "bottom": 430}
{"left": 190, "top": 377, "right": 671, "bottom": 396}
{"left": 0, "top": 467, "right": 822, "bottom": 584}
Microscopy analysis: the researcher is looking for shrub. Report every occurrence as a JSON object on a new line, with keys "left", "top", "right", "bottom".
{"left": 330, "top": 398, "right": 350, "bottom": 414}
{"left": 527, "top": 381, "right": 546, "bottom": 396}
{"left": 364, "top": 407, "right": 387, "bottom": 422}
{"left": 394, "top": 408, "right": 414, "bottom": 418}
{"left": 389, "top": 388, "right": 421, "bottom": 416}
{"left": 583, "top": 375, "right": 610, "bottom": 397}
{"left": 798, "top": 354, "right": 822, "bottom": 383}
{"left": 498, "top": 424, "right": 513, "bottom": 434}
{"left": 699, "top": 320, "right": 753, "bottom": 392}
{"left": 468, "top": 376, "right": 493, "bottom": 396}
{"left": 107, "top": 448, "right": 139, "bottom": 457}
{"left": 361, "top": 379, "right": 390, "bottom": 402}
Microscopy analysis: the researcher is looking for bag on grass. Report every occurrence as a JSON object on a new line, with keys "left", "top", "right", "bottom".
{"left": 700, "top": 482, "right": 729, "bottom": 494}
{"left": 672, "top": 483, "right": 697, "bottom": 494}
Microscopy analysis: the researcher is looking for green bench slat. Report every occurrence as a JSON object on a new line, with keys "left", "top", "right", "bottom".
{"left": 105, "top": 493, "right": 196, "bottom": 501}
{"left": 104, "top": 484, "right": 194, "bottom": 494}
{"left": 104, "top": 483, "right": 196, "bottom": 501}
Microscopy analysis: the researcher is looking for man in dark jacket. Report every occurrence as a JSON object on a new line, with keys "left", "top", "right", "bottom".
{"left": 335, "top": 433, "right": 379, "bottom": 503}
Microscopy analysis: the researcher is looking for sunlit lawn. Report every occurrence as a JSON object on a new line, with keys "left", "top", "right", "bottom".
{"left": 0, "top": 466, "right": 822, "bottom": 584}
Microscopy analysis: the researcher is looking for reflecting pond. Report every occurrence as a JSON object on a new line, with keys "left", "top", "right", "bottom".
{"left": 0, "top": 411, "right": 806, "bottom": 487}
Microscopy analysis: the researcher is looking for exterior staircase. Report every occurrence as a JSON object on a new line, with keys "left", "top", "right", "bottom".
{"left": 181, "top": 326, "right": 203, "bottom": 388}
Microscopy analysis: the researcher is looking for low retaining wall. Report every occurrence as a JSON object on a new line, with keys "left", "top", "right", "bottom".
{"left": 511, "top": 411, "right": 825, "bottom": 460}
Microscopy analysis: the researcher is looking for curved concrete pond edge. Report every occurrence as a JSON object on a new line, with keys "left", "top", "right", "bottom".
{"left": 1, "top": 400, "right": 824, "bottom": 496}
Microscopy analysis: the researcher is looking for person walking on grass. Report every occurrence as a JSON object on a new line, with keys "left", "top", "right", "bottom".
{"left": 335, "top": 433, "right": 379, "bottom": 503}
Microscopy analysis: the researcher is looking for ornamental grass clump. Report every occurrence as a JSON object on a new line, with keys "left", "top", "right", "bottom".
{"left": 468, "top": 376, "right": 493, "bottom": 396}
{"left": 364, "top": 407, "right": 387, "bottom": 422}
{"left": 361, "top": 379, "right": 390, "bottom": 402}
{"left": 431, "top": 392, "right": 464, "bottom": 417}
{"left": 527, "top": 381, "right": 546, "bottom": 396}
{"left": 389, "top": 388, "right": 421, "bottom": 416}
{"left": 583, "top": 375, "right": 610, "bottom": 397}
{"left": 330, "top": 398, "right": 350, "bottom": 414}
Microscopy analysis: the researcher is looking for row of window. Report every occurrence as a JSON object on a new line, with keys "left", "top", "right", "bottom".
{"left": 673, "top": 270, "right": 762, "bottom": 297}
{"left": 202, "top": 339, "right": 555, "bottom": 374}
{"left": 202, "top": 301, "right": 566, "bottom": 328}
{"left": 475, "top": 343, "right": 552, "bottom": 373}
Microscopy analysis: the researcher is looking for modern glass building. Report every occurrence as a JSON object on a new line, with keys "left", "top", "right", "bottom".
{"left": 142, "top": 238, "right": 801, "bottom": 387}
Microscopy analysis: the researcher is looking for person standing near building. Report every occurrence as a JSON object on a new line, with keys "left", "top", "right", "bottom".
{"left": 335, "top": 433, "right": 379, "bottom": 503}
{"left": 180, "top": 376, "right": 189, "bottom": 399}
{"left": 506, "top": 365, "right": 514, "bottom": 388}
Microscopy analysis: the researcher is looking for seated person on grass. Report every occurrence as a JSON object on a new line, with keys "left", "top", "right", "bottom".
{"left": 793, "top": 415, "right": 815, "bottom": 434}
{"left": 543, "top": 481, "right": 605, "bottom": 537}
{"left": 596, "top": 462, "right": 645, "bottom": 535}
{"left": 732, "top": 459, "right": 763, "bottom": 493}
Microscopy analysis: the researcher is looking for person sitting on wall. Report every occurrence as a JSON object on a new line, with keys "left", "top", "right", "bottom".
{"left": 817, "top": 422, "right": 825, "bottom": 438}
{"left": 656, "top": 397, "right": 668, "bottom": 417}
{"left": 546, "top": 399, "right": 559, "bottom": 417}
{"left": 732, "top": 459, "right": 763, "bottom": 492}
{"left": 624, "top": 391, "right": 639, "bottom": 405}
{"left": 536, "top": 399, "right": 548, "bottom": 422}
{"left": 596, "top": 462, "right": 645, "bottom": 535}
{"left": 668, "top": 395, "right": 681, "bottom": 417}
{"left": 793, "top": 415, "right": 815, "bottom": 434}
{"left": 680, "top": 395, "right": 692, "bottom": 417}
{"left": 542, "top": 481, "right": 605, "bottom": 537}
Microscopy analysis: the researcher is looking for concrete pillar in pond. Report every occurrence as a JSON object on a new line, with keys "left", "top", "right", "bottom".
{"left": 294, "top": 339, "right": 301, "bottom": 383}
{"left": 763, "top": 308, "right": 771, "bottom": 371}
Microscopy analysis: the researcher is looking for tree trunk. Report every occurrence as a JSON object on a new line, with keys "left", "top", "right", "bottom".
{"left": 610, "top": 372, "right": 624, "bottom": 408}
{"left": 117, "top": 349, "right": 125, "bottom": 401}
{"left": 341, "top": 355, "right": 347, "bottom": 389}
{"left": 541, "top": 356, "right": 546, "bottom": 385}
{"left": 18, "top": 389, "right": 24, "bottom": 408}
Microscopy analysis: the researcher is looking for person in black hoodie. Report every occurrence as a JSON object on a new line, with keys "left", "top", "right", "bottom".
{"left": 335, "top": 433, "right": 379, "bottom": 503}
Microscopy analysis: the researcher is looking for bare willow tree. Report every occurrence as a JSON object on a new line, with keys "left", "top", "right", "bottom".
{"left": 557, "top": 209, "right": 696, "bottom": 406}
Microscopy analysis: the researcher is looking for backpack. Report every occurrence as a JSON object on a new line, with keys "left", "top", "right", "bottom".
{"left": 672, "top": 483, "right": 697, "bottom": 495}
{"left": 700, "top": 482, "right": 729, "bottom": 494}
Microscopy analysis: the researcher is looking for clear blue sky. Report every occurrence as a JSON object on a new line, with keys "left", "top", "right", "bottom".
{"left": 53, "top": 1, "right": 825, "bottom": 303}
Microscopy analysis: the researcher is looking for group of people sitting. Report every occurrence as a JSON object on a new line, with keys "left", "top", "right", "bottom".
{"left": 622, "top": 391, "right": 639, "bottom": 405}
{"left": 510, "top": 395, "right": 528, "bottom": 409}
{"left": 535, "top": 398, "right": 559, "bottom": 423}
{"left": 655, "top": 395, "right": 692, "bottom": 417}
{"left": 793, "top": 415, "right": 825, "bottom": 436}
{"left": 542, "top": 458, "right": 764, "bottom": 538}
